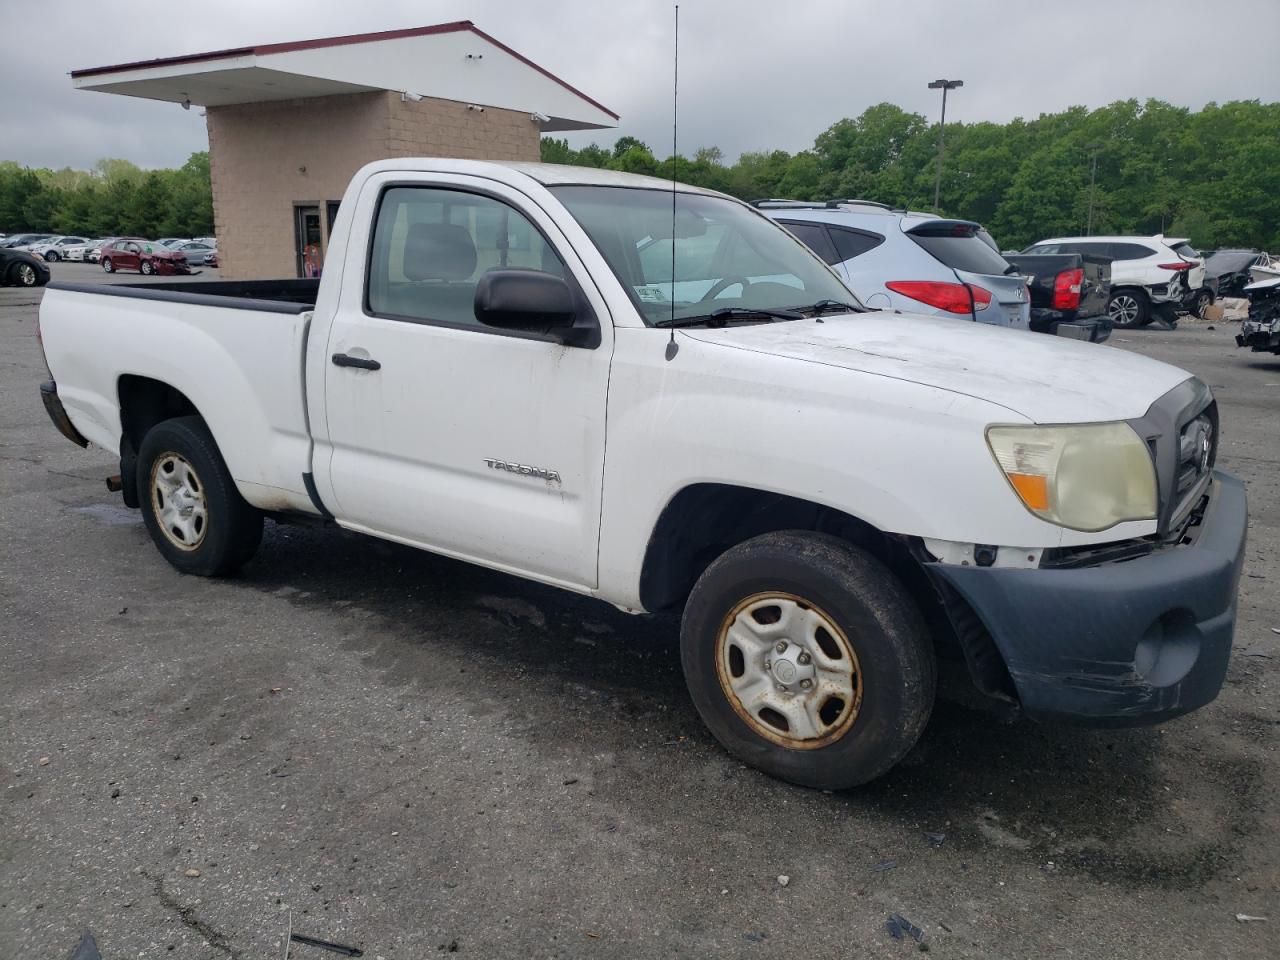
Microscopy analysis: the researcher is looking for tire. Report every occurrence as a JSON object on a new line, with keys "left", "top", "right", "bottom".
{"left": 101, "top": 257, "right": 114, "bottom": 273}
{"left": 136, "top": 416, "right": 263, "bottom": 576}
{"left": 1192, "top": 290, "right": 1213, "bottom": 317}
{"left": 680, "top": 531, "right": 936, "bottom": 790}
{"left": 44, "top": 250, "right": 59, "bottom": 262}
{"left": 10, "top": 262, "right": 38, "bottom": 287}
{"left": 140, "top": 260, "right": 154, "bottom": 276}
{"left": 1107, "top": 289, "right": 1149, "bottom": 328}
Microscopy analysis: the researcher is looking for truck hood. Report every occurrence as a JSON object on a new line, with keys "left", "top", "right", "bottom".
{"left": 679, "top": 312, "right": 1191, "bottom": 423}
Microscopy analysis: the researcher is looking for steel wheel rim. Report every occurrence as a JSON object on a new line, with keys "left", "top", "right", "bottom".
{"left": 715, "top": 592, "right": 862, "bottom": 750}
{"left": 1109, "top": 295, "right": 1139, "bottom": 324}
{"left": 17, "top": 264, "right": 35, "bottom": 285}
{"left": 150, "top": 453, "right": 208, "bottom": 551}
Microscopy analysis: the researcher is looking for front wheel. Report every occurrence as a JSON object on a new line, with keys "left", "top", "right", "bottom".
{"left": 11, "top": 262, "right": 38, "bottom": 287}
{"left": 680, "top": 531, "right": 936, "bottom": 789}
{"left": 140, "top": 260, "right": 154, "bottom": 276}
{"left": 1107, "top": 289, "right": 1149, "bottom": 328}
{"left": 101, "top": 258, "right": 114, "bottom": 273}
{"left": 44, "top": 250, "right": 59, "bottom": 262}
{"left": 137, "top": 416, "right": 263, "bottom": 576}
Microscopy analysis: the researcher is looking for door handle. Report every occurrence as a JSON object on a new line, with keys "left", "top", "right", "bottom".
{"left": 331, "top": 353, "right": 381, "bottom": 371}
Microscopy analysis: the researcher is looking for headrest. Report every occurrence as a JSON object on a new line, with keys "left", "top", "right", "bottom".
{"left": 403, "top": 222, "right": 477, "bottom": 281}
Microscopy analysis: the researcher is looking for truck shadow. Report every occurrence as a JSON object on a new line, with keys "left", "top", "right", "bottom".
{"left": 240, "top": 520, "right": 1261, "bottom": 890}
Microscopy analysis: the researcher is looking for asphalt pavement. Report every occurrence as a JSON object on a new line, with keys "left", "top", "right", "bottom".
{"left": 2, "top": 263, "right": 1277, "bottom": 959}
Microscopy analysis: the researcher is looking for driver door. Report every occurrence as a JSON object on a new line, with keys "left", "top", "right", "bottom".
{"left": 313, "top": 174, "right": 614, "bottom": 590}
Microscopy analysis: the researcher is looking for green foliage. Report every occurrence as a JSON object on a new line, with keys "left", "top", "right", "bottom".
{"left": 0, "top": 153, "right": 213, "bottom": 238}
{"left": 541, "top": 98, "right": 1280, "bottom": 250}
{"left": 6, "top": 96, "right": 1277, "bottom": 252}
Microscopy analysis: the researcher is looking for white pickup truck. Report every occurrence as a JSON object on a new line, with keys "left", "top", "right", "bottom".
{"left": 38, "top": 160, "right": 1247, "bottom": 789}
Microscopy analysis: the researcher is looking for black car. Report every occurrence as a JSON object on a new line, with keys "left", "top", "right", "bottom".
{"left": 0, "top": 247, "right": 51, "bottom": 287}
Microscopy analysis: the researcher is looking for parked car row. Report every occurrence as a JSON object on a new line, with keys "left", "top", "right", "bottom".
{"left": 753, "top": 195, "right": 1221, "bottom": 335}
{"left": 0, "top": 233, "right": 219, "bottom": 274}
{"left": 756, "top": 201, "right": 1118, "bottom": 341}
{"left": 0, "top": 235, "right": 218, "bottom": 272}
{"left": 1021, "top": 235, "right": 1205, "bottom": 328}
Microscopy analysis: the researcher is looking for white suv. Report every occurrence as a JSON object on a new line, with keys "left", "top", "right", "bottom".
{"left": 26, "top": 236, "right": 90, "bottom": 262}
{"left": 1024, "top": 236, "right": 1205, "bottom": 328}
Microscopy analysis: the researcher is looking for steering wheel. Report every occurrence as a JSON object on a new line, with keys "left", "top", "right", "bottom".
{"left": 699, "top": 275, "right": 750, "bottom": 302}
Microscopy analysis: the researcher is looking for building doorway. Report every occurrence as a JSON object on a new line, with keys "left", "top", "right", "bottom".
{"left": 295, "top": 205, "right": 322, "bottom": 278}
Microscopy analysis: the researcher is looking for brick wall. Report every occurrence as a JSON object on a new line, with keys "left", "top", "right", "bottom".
{"left": 206, "top": 91, "right": 541, "bottom": 280}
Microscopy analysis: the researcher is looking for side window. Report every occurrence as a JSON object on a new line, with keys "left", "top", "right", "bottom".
{"left": 367, "top": 187, "right": 567, "bottom": 327}
{"left": 829, "top": 227, "right": 885, "bottom": 262}
{"left": 778, "top": 221, "right": 840, "bottom": 265}
{"left": 1112, "top": 243, "right": 1156, "bottom": 260}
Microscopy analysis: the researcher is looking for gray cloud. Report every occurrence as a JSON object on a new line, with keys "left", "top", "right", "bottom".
{"left": 3, "top": 0, "right": 1276, "bottom": 170}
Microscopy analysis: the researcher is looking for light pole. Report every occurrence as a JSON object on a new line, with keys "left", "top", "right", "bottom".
{"left": 928, "top": 78, "right": 963, "bottom": 212}
{"left": 1084, "top": 142, "right": 1102, "bottom": 235}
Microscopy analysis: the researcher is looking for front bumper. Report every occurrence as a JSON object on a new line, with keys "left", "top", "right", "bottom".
{"left": 39, "top": 380, "right": 89, "bottom": 448}
{"left": 928, "top": 471, "right": 1247, "bottom": 726}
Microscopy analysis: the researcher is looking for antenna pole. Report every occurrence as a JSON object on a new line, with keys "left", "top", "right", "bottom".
{"left": 667, "top": 4, "right": 679, "bottom": 357}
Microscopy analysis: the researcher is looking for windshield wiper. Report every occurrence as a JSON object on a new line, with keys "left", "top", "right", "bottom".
{"left": 792, "top": 299, "right": 866, "bottom": 315}
{"left": 654, "top": 306, "right": 804, "bottom": 328}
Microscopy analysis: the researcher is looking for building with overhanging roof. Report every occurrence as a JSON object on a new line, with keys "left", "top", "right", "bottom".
{"left": 72, "top": 21, "right": 617, "bottom": 279}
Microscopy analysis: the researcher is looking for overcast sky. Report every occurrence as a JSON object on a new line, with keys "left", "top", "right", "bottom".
{"left": 3, "top": 0, "right": 1277, "bottom": 171}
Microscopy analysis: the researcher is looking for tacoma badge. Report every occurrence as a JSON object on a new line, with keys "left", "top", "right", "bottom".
{"left": 483, "top": 458, "right": 561, "bottom": 483}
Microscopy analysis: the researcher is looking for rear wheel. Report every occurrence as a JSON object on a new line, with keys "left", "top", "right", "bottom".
{"left": 137, "top": 416, "right": 262, "bottom": 576}
{"left": 1107, "top": 289, "right": 1149, "bottom": 328}
{"left": 1192, "top": 289, "right": 1213, "bottom": 317}
{"left": 101, "top": 258, "right": 114, "bottom": 273}
{"left": 680, "top": 531, "right": 936, "bottom": 789}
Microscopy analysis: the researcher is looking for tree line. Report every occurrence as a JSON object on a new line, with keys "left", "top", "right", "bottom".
{"left": 0, "top": 154, "right": 213, "bottom": 239}
{"left": 4, "top": 98, "right": 1277, "bottom": 251}
{"left": 542, "top": 98, "right": 1280, "bottom": 251}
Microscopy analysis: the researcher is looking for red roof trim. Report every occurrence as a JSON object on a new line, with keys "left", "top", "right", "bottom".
{"left": 71, "top": 45, "right": 256, "bottom": 79}
{"left": 250, "top": 20, "right": 474, "bottom": 57}
{"left": 69, "top": 20, "right": 618, "bottom": 120}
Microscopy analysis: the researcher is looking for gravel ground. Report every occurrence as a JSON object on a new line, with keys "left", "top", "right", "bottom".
{"left": 2, "top": 263, "right": 1277, "bottom": 959}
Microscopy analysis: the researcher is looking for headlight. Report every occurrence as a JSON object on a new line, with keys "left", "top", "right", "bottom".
{"left": 986, "top": 423, "right": 1157, "bottom": 532}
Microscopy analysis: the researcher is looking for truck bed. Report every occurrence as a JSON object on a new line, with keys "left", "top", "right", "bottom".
{"left": 48, "top": 278, "right": 319, "bottom": 313}
{"left": 39, "top": 280, "right": 318, "bottom": 515}
{"left": 1005, "top": 252, "right": 1111, "bottom": 341}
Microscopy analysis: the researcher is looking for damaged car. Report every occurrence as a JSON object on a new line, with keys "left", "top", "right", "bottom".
{"left": 1024, "top": 235, "right": 1205, "bottom": 328}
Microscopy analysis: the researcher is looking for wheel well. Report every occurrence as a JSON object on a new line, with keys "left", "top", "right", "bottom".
{"left": 640, "top": 484, "right": 895, "bottom": 612}
{"left": 117, "top": 376, "right": 201, "bottom": 505}
{"left": 1110, "top": 286, "right": 1148, "bottom": 300}
{"left": 638, "top": 483, "right": 1016, "bottom": 705}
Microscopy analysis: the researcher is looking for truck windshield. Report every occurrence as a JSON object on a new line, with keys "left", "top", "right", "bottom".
{"left": 550, "top": 185, "right": 859, "bottom": 325}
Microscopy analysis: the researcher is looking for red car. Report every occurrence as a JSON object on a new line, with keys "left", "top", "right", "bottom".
{"left": 100, "top": 238, "right": 193, "bottom": 276}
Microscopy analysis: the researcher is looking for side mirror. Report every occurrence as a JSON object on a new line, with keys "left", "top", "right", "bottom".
{"left": 475, "top": 269, "right": 575, "bottom": 331}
